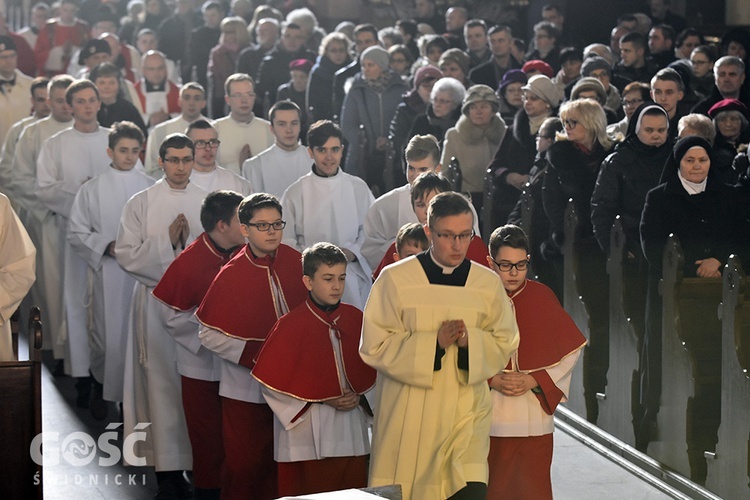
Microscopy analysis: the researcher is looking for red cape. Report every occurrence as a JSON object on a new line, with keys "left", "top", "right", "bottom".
{"left": 135, "top": 79, "right": 181, "bottom": 116}
{"left": 253, "top": 298, "right": 376, "bottom": 401}
{"left": 372, "top": 234, "right": 490, "bottom": 280}
{"left": 196, "top": 243, "right": 308, "bottom": 367}
{"left": 153, "top": 232, "right": 235, "bottom": 310}
{"left": 507, "top": 280, "right": 587, "bottom": 414}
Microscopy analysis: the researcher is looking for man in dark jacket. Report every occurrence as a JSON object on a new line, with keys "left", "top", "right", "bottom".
{"left": 692, "top": 56, "right": 750, "bottom": 116}
{"left": 187, "top": 1, "right": 224, "bottom": 89}
{"left": 469, "top": 25, "right": 520, "bottom": 91}
{"left": 255, "top": 23, "right": 315, "bottom": 107}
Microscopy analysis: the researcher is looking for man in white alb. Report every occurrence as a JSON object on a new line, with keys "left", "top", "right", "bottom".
{"left": 242, "top": 100, "right": 310, "bottom": 199}
{"left": 214, "top": 73, "right": 273, "bottom": 174}
{"left": 185, "top": 119, "right": 252, "bottom": 195}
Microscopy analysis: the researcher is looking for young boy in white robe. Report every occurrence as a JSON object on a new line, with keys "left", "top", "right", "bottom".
{"left": 281, "top": 120, "right": 375, "bottom": 309}
{"left": 67, "top": 121, "right": 154, "bottom": 418}
{"left": 115, "top": 133, "right": 207, "bottom": 498}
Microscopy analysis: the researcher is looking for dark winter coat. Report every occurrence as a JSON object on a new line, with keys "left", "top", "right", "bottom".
{"left": 307, "top": 54, "right": 351, "bottom": 122}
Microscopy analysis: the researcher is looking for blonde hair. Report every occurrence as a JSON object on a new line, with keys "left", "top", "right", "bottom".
{"left": 558, "top": 98, "right": 613, "bottom": 149}
{"left": 319, "top": 32, "right": 350, "bottom": 57}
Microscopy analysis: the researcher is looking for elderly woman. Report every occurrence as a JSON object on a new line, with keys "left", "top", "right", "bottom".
{"left": 438, "top": 48, "right": 472, "bottom": 88}
{"left": 207, "top": 16, "right": 250, "bottom": 118}
{"left": 580, "top": 56, "right": 621, "bottom": 115}
{"left": 497, "top": 69, "right": 527, "bottom": 126}
{"left": 542, "top": 98, "right": 616, "bottom": 423}
{"left": 570, "top": 77, "right": 619, "bottom": 124}
{"left": 408, "top": 77, "right": 465, "bottom": 144}
{"left": 307, "top": 32, "right": 352, "bottom": 122}
{"left": 341, "top": 45, "right": 408, "bottom": 193}
{"left": 707, "top": 99, "right": 750, "bottom": 184}
{"left": 442, "top": 84, "right": 507, "bottom": 216}
{"left": 488, "top": 74, "right": 558, "bottom": 226}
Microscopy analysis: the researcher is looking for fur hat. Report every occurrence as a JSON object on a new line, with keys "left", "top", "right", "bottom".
{"left": 522, "top": 74, "right": 560, "bottom": 108}
{"left": 461, "top": 84, "right": 500, "bottom": 116}
{"left": 361, "top": 45, "right": 390, "bottom": 71}
{"left": 439, "top": 48, "right": 469, "bottom": 76}
{"left": 571, "top": 77, "right": 607, "bottom": 105}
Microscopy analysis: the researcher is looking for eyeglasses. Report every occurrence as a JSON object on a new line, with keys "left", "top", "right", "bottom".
{"left": 563, "top": 118, "right": 579, "bottom": 129}
{"left": 245, "top": 220, "right": 286, "bottom": 231}
{"left": 194, "top": 139, "right": 221, "bottom": 149}
{"left": 229, "top": 92, "right": 256, "bottom": 100}
{"left": 622, "top": 98, "right": 643, "bottom": 108}
{"left": 164, "top": 156, "right": 194, "bottom": 165}
{"left": 433, "top": 230, "right": 474, "bottom": 243}
{"left": 490, "top": 257, "right": 529, "bottom": 272}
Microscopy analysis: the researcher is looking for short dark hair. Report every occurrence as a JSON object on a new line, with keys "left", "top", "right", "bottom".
{"left": 427, "top": 192, "right": 472, "bottom": 227}
{"left": 653, "top": 24, "right": 675, "bottom": 43}
{"left": 109, "top": 120, "right": 145, "bottom": 149}
{"left": 651, "top": 67, "right": 684, "bottom": 92}
{"left": 489, "top": 224, "right": 529, "bottom": 257}
{"left": 676, "top": 28, "right": 703, "bottom": 48}
{"left": 411, "top": 172, "right": 451, "bottom": 206}
{"left": 200, "top": 190, "right": 244, "bottom": 233}
{"left": 620, "top": 32, "right": 646, "bottom": 50}
{"left": 488, "top": 24, "right": 512, "bottom": 38}
{"left": 238, "top": 192, "right": 282, "bottom": 225}
{"left": 464, "top": 19, "right": 487, "bottom": 33}
{"left": 617, "top": 14, "right": 638, "bottom": 27}
{"left": 542, "top": 4, "right": 563, "bottom": 15}
{"left": 269, "top": 99, "right": 301, "bottom": 123}
{"left": 354, "top": 23, "right": 378, "bottom": 40}
{"left": 159, "top": 133, "right": 194, "bottom": 161}
{"left": 534, "top": 21, "right": 560, "bottom": 40}
{"left": 202, "top": 1, "right": 224, "bottom": 14}
{"left": 31, "top": 76, "right": 50, "bottom": 96}
{"left": 559, "top": 47, "right": 582, "bottom": 65}
{"left": 89, "top": 62, "right": 121, "bottom": 82}
{"left": 306, "top": 120, "right": 343, "bottom": 149}
{"left": 302, "top": 242, "right": 347, "bottom": 277}
{"left": 396, "top": 20, "right": 418, "bottom": 39}
{"left": 185, "top": 118, "right": 216, "bottom": 136}
{"left": 66, "top": 79, "right": 100, "bottom": 106}
{"left": 180, "top": 81, "right": 205, "bottom": 98}
{"left": 396, "top": 222, "right": 428, "bottom": 255}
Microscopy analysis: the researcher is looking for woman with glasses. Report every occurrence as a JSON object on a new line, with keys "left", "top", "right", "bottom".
{"left": 497, "top": 69, "right": 527, "bottom": 127}
{"left": 387, "top": 44, "right": 414, "bottom": 80}
{"left": 486, "top": 224, "right": 585, "bottom": 500}
{"left": 542, "top": 97, "right": 616, "bottom": 423}
{"left": 487, "top": 74, "right": 558, "bottom": 229}
{"left": 607, "top": 81, "right": 652, "bottom": 138}
{"left": 307, "top": 32, "right": 352, "bottom": 123}
{"left": 408, "top": 77, "right": 465, "bottom": 145}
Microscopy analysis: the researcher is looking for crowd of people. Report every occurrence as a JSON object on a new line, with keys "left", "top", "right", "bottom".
{"left": 0, "top": 0, "right": 749, "bottom": 499}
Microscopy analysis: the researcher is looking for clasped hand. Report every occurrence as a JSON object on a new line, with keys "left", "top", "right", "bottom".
{"left": 438, "top": 319, "right": 468, "bottom": 349}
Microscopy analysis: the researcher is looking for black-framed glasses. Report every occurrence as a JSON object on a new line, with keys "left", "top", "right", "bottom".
{"left": 563, "top": 118, "right": 579, "bottom": 129}
{"left": 433, "top": 230, "right": 474, "bottom": 243}
{"left": 164, "top": 156, "right": 194, "bottom": 165}
{"left": 490, "top": 257, "right": 529, "bottom": 272}
{"left": 194, "top": 139, "right": 221, "bottom": 149}
{"left": 245, "top": 220, "right": 286, "bottom": 231}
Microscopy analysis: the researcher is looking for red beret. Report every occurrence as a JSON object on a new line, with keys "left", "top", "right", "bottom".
{"left": 708, "top": 98, "right": 748, "bottom": 119}
{"left": 522, "top": 60, "right": 554, "bottom": 79}
{"left": 289, "top": 59, "right": 313, "bottom": 74}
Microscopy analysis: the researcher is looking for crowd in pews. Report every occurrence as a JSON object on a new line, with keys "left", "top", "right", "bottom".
{"left": 0, "top": 0, "right": 749, "bottom": 499}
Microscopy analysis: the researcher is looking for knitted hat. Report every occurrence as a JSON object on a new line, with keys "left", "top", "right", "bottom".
{"left": 0, "top": 36, "right": 16, "bottom": 53}
{"left": 289, "top": 58, "right": 313, "bottom": 74}
{"left": 580, "top": 56, "right": 612, "bottom": 77}
{"left": 522, "top": 74, "right": 559, "bottom": 108}
{"left": 707, "top": 98, "right": 748, "bottom": 119}
{"left": 522, "top": 59, "right": 554, "bottom": 78}
{"left": 461, "top": 84, "right": 500, "bottom": 116}
{"left": 498, "top": 69, "right": 528, "bottom": 94}
{"left": 571, "top": 76, "right": 607, "bottom": 105}
{"left": 78, "top": 39, "right": 112, "bottom": 65}
{"left": 361, "top": 45, "right": 390, "bottom": 71}
{"left": 439, "top": 48, "right": 469, "bottom": 76}
{"left": 413, "top": 64, "right": 442, "bottom": 89}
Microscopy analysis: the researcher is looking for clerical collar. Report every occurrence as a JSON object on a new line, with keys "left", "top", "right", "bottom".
{"left": 311, "top": 164, "right": 339, "bottom": 177}
{"left": 309, "top": 293, "right": 340, "bottom": 313}
{"left": 429, "top": 248, "right": 459, "bottom": 274}
{"left": 145, "top": 80, "right": 166, "bottom": 92}
{"left": 416, "top": 250, "right": 470, "bottom": 286}
{"left": 207, "top": 234, "right": 240, "bottom": 255}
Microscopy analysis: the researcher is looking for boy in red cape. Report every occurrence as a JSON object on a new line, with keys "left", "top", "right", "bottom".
{"left": 486, "top": 224, "right": 587, "bottom": 499}
{"left": 253, "top": 242, "right": 376, "bottom": 497}
{"left": 196, "top": 192, "right": 308, "bottom": 500}
{"left": 152, "top": 190, "right": 245, "bottom": 498}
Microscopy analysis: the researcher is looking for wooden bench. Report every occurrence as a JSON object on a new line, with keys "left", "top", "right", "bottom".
{"left": 649, "top": 235, "right": 722, "bottom": 485}
{"left": 596, "top": 217, "right": 643, "bottom": 447}
{"left": 0, "top": 306, "right": 43, "bottom": 499}
{"left": 705, "top": 255, "right": 750, "bottom": 498}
